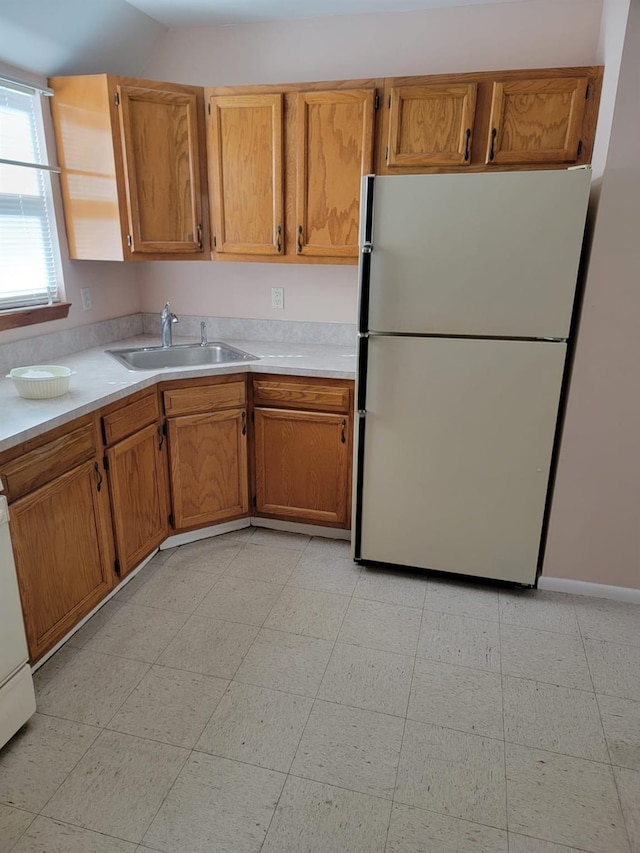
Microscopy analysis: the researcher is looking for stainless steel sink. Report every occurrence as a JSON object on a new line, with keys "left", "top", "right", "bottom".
{"left": 106, "top": 343, "right": 260, "bottom": 371}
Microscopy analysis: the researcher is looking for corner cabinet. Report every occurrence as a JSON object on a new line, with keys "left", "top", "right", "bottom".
{"left": 162, "top": 377, "right": 250, "bottom": 531}
{"left": 378, "top": 66, "right": 602, "bottom": 174}
{"left": 252, "top": 377, "right": 353, "bottom": 528}
{"left": 206, "top": 80, "right": 376, "bottom": 264}
{"left": 0, "top": 418, "right": 115, "bottom": 662}
{"left": 49, "top": 74, "right": 210, "bottom": 261}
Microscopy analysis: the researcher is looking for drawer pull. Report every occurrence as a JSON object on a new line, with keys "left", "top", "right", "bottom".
{"left": 241, "top": 410, "right": 247, "bottom": 436}
{"left": 94, "top": 461, "right": 103, "bottom": 492}
{"left": 341, "top": 419, "right": 346, "bottom": 444}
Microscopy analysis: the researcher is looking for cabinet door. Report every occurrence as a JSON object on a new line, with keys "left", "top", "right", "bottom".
{"left": 386, "top": 84, "right": 477, "bottom": 168}
{"left": 208, "top": 93, "right": 284, "bottom": 256}
{"left": 486, "top": 77, "right": 589, "bottom": 165}
{"left": 9, "top": 460, "right": 114, "bottom": 662}
{"left": 106, "top": 423, "right": 169, "bottom": 578}
{"left": 118, "top": 84, "right": 204, "bottom": 254}
{"left": 167, "top": 408, "right": 249, "bottom": 530}
{"left": 296, "top": 89, "right": 374, "bottom": 258}
{"left": 254, "top": 408, "right": 351, "bottom": 527}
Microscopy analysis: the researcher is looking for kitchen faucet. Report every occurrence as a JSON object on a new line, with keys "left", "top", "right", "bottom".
{"left": 200, "top": 321, "right": 208, "bottom": 346}
{"left": 160, "top": 302, "right": 179, "bottom": 348}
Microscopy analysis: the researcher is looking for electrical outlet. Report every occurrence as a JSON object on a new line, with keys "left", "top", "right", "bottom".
{"left": 271, "top": 286, "right": 284, "bottom": 310}
{"left": 80, "top": 288, "right": 92, "bottom": 311}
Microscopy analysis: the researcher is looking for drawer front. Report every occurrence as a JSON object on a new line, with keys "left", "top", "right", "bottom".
{"left": 102, "top": 391, "right": 159, "bottom": 446}
{"left": 164, "top": 381, "right": 246, "bottom": 416}
{"left": 0, "top": 423, "right": 97, "bottom": 502}
{"left": 253, "top": 380, "right": 352, "bottom": 413}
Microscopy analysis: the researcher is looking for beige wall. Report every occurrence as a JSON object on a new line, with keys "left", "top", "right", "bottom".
{"left": 543, "top": 0, "right": 640, "bottom": 589}
{"left": 138, "top": 0, "right": 602, "bottom": 324}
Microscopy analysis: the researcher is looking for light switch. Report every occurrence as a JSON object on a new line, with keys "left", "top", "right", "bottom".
{"left": 271, "top": 287, "right": 284, "bottom": 310}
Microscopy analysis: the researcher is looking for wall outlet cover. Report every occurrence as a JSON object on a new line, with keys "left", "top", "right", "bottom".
{"left": 80, "top": 288, "right": 92, "bottom": 311}
{"left": 271, "top": 286, "right": 284, "bottom": 310}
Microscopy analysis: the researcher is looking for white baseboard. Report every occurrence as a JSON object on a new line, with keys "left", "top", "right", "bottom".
{"left": 250, "top": 517, "right": 350, "bottom": 540}
{"left": 161, "top": 518, "right": 250, "bottom": 549}
{"left": 539, "top": 576, "right": 640, "bottom": 604}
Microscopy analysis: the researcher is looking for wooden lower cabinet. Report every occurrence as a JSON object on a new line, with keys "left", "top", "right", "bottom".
{"left": 167, "top": 407, "right": 249, "bottom": 530}
{"left": 10, "top": 459, "right": 114, "bottom": 662}
{"left": 254, "top": 408, "right": 351, "bottom": 527}
{"left": 105, "top": 422, "right": 169, "bottom": 578}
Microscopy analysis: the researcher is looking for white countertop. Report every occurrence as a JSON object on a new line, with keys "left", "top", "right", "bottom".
{"left": 0, "top": 336, "right": 356, "bottom": 452}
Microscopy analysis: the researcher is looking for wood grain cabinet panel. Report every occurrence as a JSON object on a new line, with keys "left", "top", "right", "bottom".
{"left": 167, "top": 408, "right": 249, "bottom": 530}
{"left": 296, "top": 89, "right": 375, "bottom": 258}
{"left": 49, "top": 74, "right": 210, "bottom": 261}
{"left": 208, "top": 93, "right": 284, "bottom": 256}
{"left": 105, "top": 422, "right": 168, "bottom": 577}
{"left": 386, "top": 84, "right": 477, "bottom": 168}
{"left": 10, "top": 460, "right": 114, "bottom": 662}
{"left": 254, "top": 408, "right": 351, "bottom": 527}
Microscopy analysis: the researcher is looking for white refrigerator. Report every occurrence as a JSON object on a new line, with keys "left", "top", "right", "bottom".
{"left": 353, "top": 169, "right": 591, "bottom": 585}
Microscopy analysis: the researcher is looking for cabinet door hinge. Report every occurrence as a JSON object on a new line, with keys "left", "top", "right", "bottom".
{"left": 162, "top": 422, "right": 167, "bottom": 436}
{"left": 374, "top": 94, "right": 380, "bottom": 110}
{"left": 114, "top": 91, "right": 120, "bottom": 106}
{"left": 207, "top": 102, "right": 211, "bottom": 115}
{"left": 577, "top": 139, "right": 583, "bottom": 157}
{"left": 252, "top": 495, "right": 257, "bottom": 509}
{"left": 114, "top": 558, "right": 121, "bottom": 576}
{"left": 251, "top": 410, "right": 255, "bottom": 424}
{"left": 213, "top": 235, "right": 217, "bottom": 249}
{"left": 585, "top": 85, "right": 591, "bottom": 100}
{"left": 168, "top": 512, "right": 174, "bottom": 528}
{"left": 387, "top": 94, "right": 391, "bottom": 108}
{"left": 384, "top": 146, "right": 389, "bottom": 162}
{"left": 103, "top": 455, "right": 109, "bottom": 471}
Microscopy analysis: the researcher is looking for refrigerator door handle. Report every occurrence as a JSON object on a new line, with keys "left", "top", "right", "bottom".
{"left": 357, "top": 175, "right": 376, "bottom": 335}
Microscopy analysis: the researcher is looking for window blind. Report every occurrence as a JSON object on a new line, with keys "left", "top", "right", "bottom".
{"left": 0, "top": 83, "right": 60, "bottom": 310}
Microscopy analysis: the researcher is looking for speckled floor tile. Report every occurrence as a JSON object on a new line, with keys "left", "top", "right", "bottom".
{"left": 304, "top": 536, "right": 352, "bottom": 558}
{"left": 163, "top": 537, "right": 242, "bottom": 576}
{"left": 386, "top": 803, "right": 508, "bottom": 853}
{"left": 408, "top": 658, "right": 503, "bottom": 739}
{"left": 354, "top": 567, "right": 427, "bottom": 608}
{"left": 584, "top": 638, "right": 640, "bottom": 701}
{"left": 506, "top": 742, "right": 629, "bottom": 853}
{"left": 195, "top": 575, "right": 282, "bottom": 626}
{"left": 614, "top": 766, "right": 640, "bottom": 852}
{"left": 289, "top": 552, "right": 361, "bottom": 596}
{"left": 500, "top": 624, "right": 592, "bottom": 690}
{"left": 224, "top": 544, "right": 301, "bottom": 585}
{"left": 575, "top": 597, "right": 640, "bottom": 646}
{"left": 196, "top": 681, "right": 312, "bottom": 772}
{"left": 65, "top": 598, "right": 124, "bottom": 649}
{"left": 318, "top": 642, "right": 413, "bottom": 716}
{"left": 10, "top": 817, "right": 138, "bottom": 852}
{"left": 338, "top": 597, "right": 422, "bottom": 656}
{"left": 395, "top": 721, "right": 506, "bottom": 828}
{"left": 143, "top": 753, "right": 285, "bottom": 853}
{"left": 249, "top": 528, "right": 310, "bottom": 550}
{"left": 0, "top": 713, "right": 100, "bottom": 812}
{"left": 157, "top": 615, "right": 258, "bottom": 678}
{"left": 107, "top": 666, "right": 228, "bottom": 748}
{"left": 508, "top": 835, "right": 593, "bottom": 853}
{"left": 84, "top": 603, "right": 188, "bottom": 663}
{"left": 424, "top": 579, "right": 499, "bottom": 621}
{"left": 128, "top": 563, "right": 216, "bottom": 613}
{"left": 417, "top": 610, "right": 500, "bottom": 671}
{"left": 42, "top": 731, "right": 188, "bottom": 844}
{"left": 261, "top": 776, "right": 390, "bottom": 853}
{"left": 291, "top": 700, "right": 404, "bottom": 799}
{"left": 503, "top": 676, "right": 608, "bottom": 761}
{"left": 234, "top": 628, "right": 333, "bottom": 697}
{"left": 264, "top": 586, "right": 350, "bottom": 641}
{"left": 34, "top": 647, "right": 149, "bottom": 727}
{"left": 0, "top": 804, "right": 34, "bottom": 852}
{"left": 598, "top": 694, "right": 640, "bottom": 770}
{"left": 498, "top": 589, "right": 580, "bottom": 635}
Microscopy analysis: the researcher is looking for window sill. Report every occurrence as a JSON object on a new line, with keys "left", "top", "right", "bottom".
{"left": 0, "top": 303, "right": 71, "bottom": 332}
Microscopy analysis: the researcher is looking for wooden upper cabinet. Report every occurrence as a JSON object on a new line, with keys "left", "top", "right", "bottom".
{"left": 208, "top": 93, "right": 284, "bottom": 256}
{"left": 296, "top": 89, "right": 375, "bottom": 258}
{"left": 118, "top": 85, "right": 204, "bottom": 254}
{"left": 486, "top": 76, "right": 589, "bottom": 165}
{"left": 48, "top": 74, "right": 210, "bottom": 261}
{"left": 386, "top": 84, "right": 477, "bottom": 168}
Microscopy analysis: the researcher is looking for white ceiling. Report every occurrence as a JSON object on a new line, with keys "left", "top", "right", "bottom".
{"left": 123, "top": 0, "right": 533, "bottom": 29}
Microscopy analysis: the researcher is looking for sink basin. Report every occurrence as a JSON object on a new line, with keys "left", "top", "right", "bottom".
{"left": 106, "top": 343, "right": 260, "bottom": 371}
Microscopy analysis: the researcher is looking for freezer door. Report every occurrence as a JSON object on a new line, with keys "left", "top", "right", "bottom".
{"left": 367, "top": 170, "right": 590, "bottom": 339}
{"left": 356, "top": 336, "right": 567, "bottom": 583}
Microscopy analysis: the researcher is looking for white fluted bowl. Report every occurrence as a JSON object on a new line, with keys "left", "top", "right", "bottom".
{"left": 7, "top": 365, "right": 75, "bottom": 399}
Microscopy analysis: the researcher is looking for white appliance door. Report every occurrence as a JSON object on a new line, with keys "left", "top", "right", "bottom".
{"left": 0, "top": 497, "right": 29, "bottom": 681}
{"left": 366, "top": 170, "right": 590, "bottom": 339}
{"left": 357, "top": 336, "right": 567, "bottom": 583}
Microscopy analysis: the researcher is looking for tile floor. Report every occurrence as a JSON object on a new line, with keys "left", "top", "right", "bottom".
{"left": 1, "top": 528, "right": 639, "bottom": 852}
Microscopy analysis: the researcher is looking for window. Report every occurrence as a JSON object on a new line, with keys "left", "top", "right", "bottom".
{"left": 0, "top": 78, "right": 65, "bottom": 319}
